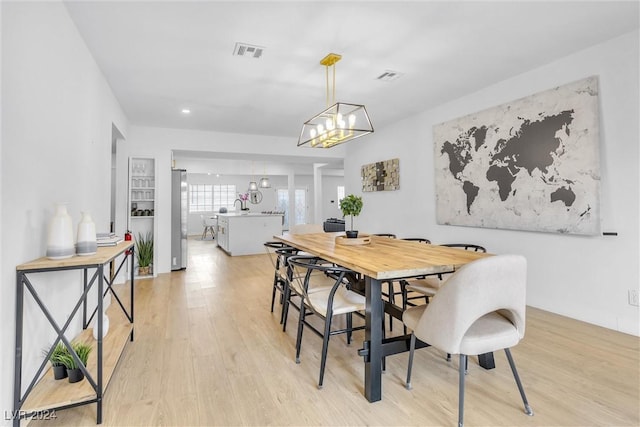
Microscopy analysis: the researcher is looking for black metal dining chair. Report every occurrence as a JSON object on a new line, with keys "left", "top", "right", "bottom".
{"left": 264, "top": 241, "right": 298, "bottom": 324}
{"left": 371, "top": 234, "right": 400, "bottom": 331}
{"left": 287, "top": 255, "right": 366, "bottom": 388}
{"left": 378, "top": 236, "right": 432, "bottom": 332}
{"left": 402, "top": 243, "right": 487, "bottom": 308}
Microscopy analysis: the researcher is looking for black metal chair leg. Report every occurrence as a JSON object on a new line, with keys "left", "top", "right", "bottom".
{"left": 406, "top": 333, "right": 416, "bottom": 389}
{"left": 281, "top": 285, "right": 290, "bottom": 330}
{"left": 381, "top": 304, "right": 387, "bottom": 372}
{"left": 346, "top": 312, "right": 353, "bottom": 344}
{"left": 270, "top": 279, "right": 277, "bottom": 313}
{"left": 400, "top": 280, "right": 409, "bottom": 335}
{"left": 459, "top": 354, "right": 467, "bottom": 427}
{"left": 295, "top": 307, "right": 306, "bottom": 364}
{"left": 318, "top": 314, "right": 333, "bottom": 388}
{"left": 505, "top": 348, "right": 534, "bottom": 416}
{"left": 387, "top": 281, "right": 395, "bottom": 331}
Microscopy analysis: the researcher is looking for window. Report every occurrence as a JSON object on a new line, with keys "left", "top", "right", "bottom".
{"left": 337, "top": 185, "right": 345, "bottom": 203}
{"left": 213, "top": 184, "right": 237, "bottom": 211}
{"left": 189, "top": 184, "right": 213, "bottom": 212}
{"left": 189, "top": 184, "right": 237, "bottom": 212}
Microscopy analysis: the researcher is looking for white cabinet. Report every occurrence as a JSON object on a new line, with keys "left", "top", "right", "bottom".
{"left": 128, "top": 157, "right": 156, "bottom": 276}
{"left": 217, "top": 215, "right": 229, "bottom": 252}
{"left": 217, "top": 213, "right": 283, "bottom": 256}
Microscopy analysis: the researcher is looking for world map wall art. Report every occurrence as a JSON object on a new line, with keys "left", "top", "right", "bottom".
{"left": 434, "top": 76, "right": 600, "bottom": 235}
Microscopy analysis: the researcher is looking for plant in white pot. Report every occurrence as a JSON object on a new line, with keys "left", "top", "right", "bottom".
{"left": 339, "top": 194, "right": 363, "bottom": 238}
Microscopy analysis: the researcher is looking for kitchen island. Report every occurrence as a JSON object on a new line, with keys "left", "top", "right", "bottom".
{"left": 217, "top": 212, "right": 284, "bottom": 256}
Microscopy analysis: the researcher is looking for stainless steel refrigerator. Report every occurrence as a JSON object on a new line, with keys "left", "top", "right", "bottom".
{"left": 171, "top": 169, "right": 188, "bottom": 270}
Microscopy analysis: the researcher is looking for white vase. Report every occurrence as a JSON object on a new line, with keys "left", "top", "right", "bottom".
{"left": 92, "top": 313, "right": 110, "bottom": 340}
{"left": 76, "top": 211, "right": 97, "bottom": 256}
{"left": 46, "top": 203, "right": 75, "bottom": 259}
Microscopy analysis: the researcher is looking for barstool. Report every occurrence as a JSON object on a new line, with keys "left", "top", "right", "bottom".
{"left": 201, "top": 215, "right": 216, "bottom": 240}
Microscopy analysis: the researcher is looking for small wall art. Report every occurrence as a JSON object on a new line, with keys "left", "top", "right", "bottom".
{"left": 361, "top": 158, "right": 399, "bottom": 192}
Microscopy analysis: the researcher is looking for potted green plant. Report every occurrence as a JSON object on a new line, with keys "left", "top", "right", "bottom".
{"left": 44, "top": 341, "right": 70, "bottom": 380}
{"left": 339, "top": 194, "right": 363, "bottom": 238}
{"left": 135, "top": 231, "right": 154, "bottom": 276}
{"left": 59, "top": 342, "right": 92, "bottom": 383}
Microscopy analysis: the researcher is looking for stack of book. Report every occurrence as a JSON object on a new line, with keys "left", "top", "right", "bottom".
{"left": 96, "top": 232, "right": 124, "bottom": 247}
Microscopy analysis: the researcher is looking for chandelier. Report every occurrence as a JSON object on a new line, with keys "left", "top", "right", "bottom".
{"left": 298, "top": 53, "right": 373, "bottom": 148}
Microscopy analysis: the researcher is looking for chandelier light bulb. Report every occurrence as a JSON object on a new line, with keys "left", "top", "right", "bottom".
{"left": 349, "top": 114, "right": 356, "bottom": 128}
{"left": 325, "top": 118, "right": 334, "bottom": 130}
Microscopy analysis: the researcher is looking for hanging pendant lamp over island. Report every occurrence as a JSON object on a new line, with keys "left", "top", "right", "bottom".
{"left": 298, "top": 53, "right": 373, "bottom": 148}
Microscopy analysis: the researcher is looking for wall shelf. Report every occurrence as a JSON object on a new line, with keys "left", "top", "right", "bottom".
{"left": 128, "top": 157, "right": 156, "bottom": 277}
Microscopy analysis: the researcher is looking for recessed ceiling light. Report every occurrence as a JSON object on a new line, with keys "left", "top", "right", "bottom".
{"left": 181, "top": 108, "right": 191, "bottom": 114}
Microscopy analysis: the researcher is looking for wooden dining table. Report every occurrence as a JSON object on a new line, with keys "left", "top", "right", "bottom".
{"left": 274, "top": 232, "right": 492, "bottom": 402}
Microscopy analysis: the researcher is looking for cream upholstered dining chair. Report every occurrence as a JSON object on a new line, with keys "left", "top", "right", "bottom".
{"left": 403, "top": 254, "right": 533, "bottom": 427}
{"left": 287, "top": 255, "right": 366, "bottom": 389}
{"left": 401, "top": 243, "right": 487, "bottom": 362}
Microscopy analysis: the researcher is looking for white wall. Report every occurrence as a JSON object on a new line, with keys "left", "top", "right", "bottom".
{"left": 1, "top": 2, "right": 129, "bottom": 424}
{"left": 344, "top": 30, "right": 640, "bottom": 335}
{"left": 322, "top": 175, "right": 345, "bottom": 220}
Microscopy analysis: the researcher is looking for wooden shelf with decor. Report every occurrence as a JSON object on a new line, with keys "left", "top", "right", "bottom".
{"left": 12, "top": 242, "right": 135, "bottom": 426}
{"left": 128, "top": 157, "right": 156, "bottom": 278}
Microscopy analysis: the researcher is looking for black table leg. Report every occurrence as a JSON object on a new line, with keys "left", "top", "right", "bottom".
{"left": 363, "top": 276, "right": 382, "bottom": 402}
{"left": 478, "top": 352, "right": 495, "bottom": 369}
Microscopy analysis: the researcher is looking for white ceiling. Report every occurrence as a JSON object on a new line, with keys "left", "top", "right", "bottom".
{"left": 65, "top": 0, "right": 639, "bottom": 163}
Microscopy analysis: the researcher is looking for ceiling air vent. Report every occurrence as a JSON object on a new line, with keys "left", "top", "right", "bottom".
{"left": 376, "top": 70, "right": 403, "bottom": 82}
{"left": 233, "top": 42, "right": 264, "bottom": 59}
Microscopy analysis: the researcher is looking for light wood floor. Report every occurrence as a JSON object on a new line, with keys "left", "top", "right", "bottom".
{"left": 31, "top": 237, "right": 639, "bottom": 426}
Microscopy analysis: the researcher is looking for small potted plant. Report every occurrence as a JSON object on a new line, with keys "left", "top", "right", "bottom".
{"left": 44, "top": 342, "right": 70, "bottom": 380}
{"left": 339, "top": 194, "right": 363, "bottom": 238}
{"left": 59, "top": 342, "right": 92, "bottom": 383}
{"left": 135, "top": 232, "right": 153, "bottom": 276}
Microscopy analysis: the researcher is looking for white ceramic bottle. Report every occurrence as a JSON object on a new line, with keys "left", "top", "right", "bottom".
{"left": 46, "top": 203, "right": 75, "bottom": 259}
{"left": 76, "top": 211, "right": 97, "bottom": 256}
{"left": 92, "top": 313, "right": 110, "bottom": 340}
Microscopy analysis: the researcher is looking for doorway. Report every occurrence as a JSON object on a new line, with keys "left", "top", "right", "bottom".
{"left": 276, "top": 187, "right": 307, "bottom": 229}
